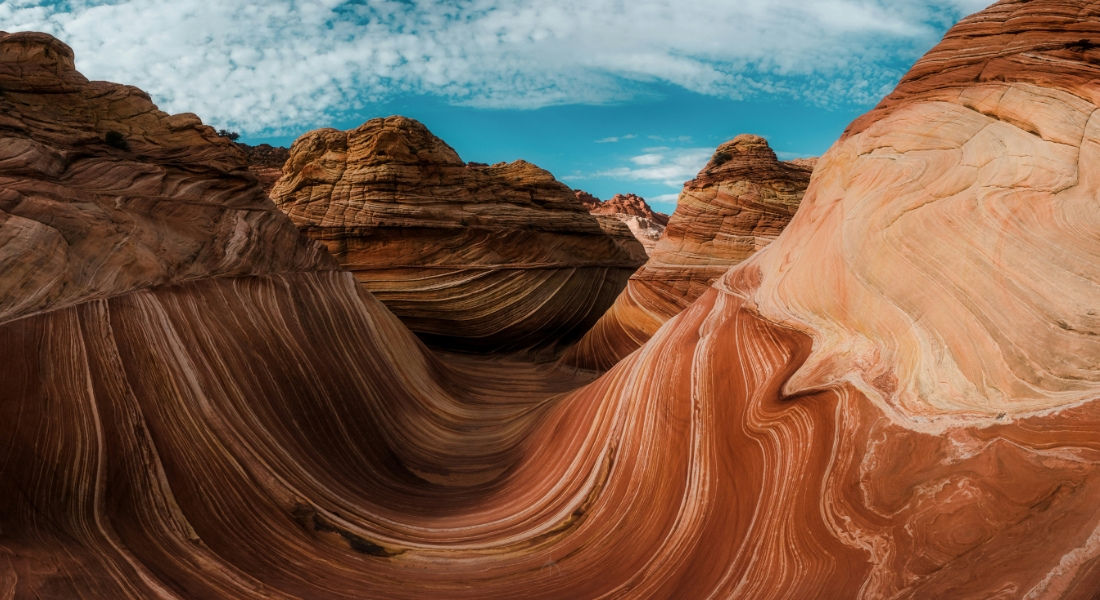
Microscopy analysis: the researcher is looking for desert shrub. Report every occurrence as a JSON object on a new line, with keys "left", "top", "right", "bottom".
{"left": 217, "top": 129, "right": 241, "bottom": 141}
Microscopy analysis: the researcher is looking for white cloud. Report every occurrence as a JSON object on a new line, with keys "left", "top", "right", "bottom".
{"left": 595, "top": 147, "right": 715, "bottom": 187}
{"left": 596, "top": 134, "right": 637, "bottom": 143}
{"left": 647, "top": 135, "right": 693, "bottom": 144}
{"left": 630, "top": 153, "right": 665, "bottom": 167}
{"left": 6, "top": 0, "right": 992, "bottom": 135}
{"left": 945, "top": 0, "right": 995, "bottom": 14}
{"left": 650, "top": 193, "right": 681, "bottom": 208}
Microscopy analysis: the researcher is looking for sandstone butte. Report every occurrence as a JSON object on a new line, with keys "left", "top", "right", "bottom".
{"left": 270, "top": 117, "right": 646, "bottom": 353}
{"left": 562, "top": 135, "right": 813, "bottom": 370}
{"left": 240, "top": 142, "right": 289, "bottom": 195}
{"left": 576, "top": 190, "right": 670, "bottom": 254}
{"left": 2, "top": 0, "right": 1100, "bottom": 597}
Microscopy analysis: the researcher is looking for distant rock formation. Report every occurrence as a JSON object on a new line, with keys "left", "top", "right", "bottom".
{"left": 238, "top": 142, "right": 289, "bottom": 193}
{"left": 579, "top": 191, "right": 669, "bottom": 224}
{"left": 563, "top": 134, "right": 813, "bottom": 369}
{"left": 574, "top": 189, "right": 601, "bottom": 211}
{"left": 272, "top": 116, "right": 646, "bottom": 352}
{"left": 576, "top": 191, "right": 669, "bottom": 254}
{"left": 786, "top": 157, "right": 818, "bottom": 170}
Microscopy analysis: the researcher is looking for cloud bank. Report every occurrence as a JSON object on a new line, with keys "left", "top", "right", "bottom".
{"left": 3, "top": 0, "right": 992, "bottom": 135}
{"left": 595, "top": 146, "right": 716, "bottom": 187}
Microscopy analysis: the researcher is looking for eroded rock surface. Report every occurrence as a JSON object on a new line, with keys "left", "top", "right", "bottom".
{"left": 0, "top": 33, "right": 333, "bottom": 326}
{"left": 239, "top": 142, "right": 289, "bottom": 194}
{"left": 4, "top": 2, "right": 1100, "bottom": 596}
{"left": 578, "top": 191, "right": 669, "bottom": 254}
{"left": 564, "top": 2, "right": 1100, "bottom": 595}
{"left": 272, "top": 116, "right": 646, "bottom": 353}
{"left": 563, "top": 135, "right": 813, "bottom": 369}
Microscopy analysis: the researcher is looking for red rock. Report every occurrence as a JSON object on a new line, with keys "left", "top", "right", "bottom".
{"left": 561, "top": 1, "right": 1100, "bottom": 595}
{"left": 562, "top": 135, "right": 813, "bottom": 369}
{"left": 846, "top": 0, "right": 1100, "bottom": 139}
{"left": 0, "top": 31, "right": 333, "bottom": 324}
{"left": 574, "top": 189, "right": 602, "bottom": 211}
{"left": 4, "top": 1, "right": 1100, "bottom": 596}
{"left": 239, "top": 142, "right": 289, "bottom": 194}
{"left": 575, "top": 191, "right": 670, "bottom": 255}
{"left": 786, "top": 157, "right": 818, "bottom": 170}
{"left": 586, "top": 192, "right": 670, "bottom": 226}
{"left": 272, "top": 116, "right": 646, "bottom": 352}
{"left": 0, "top": 31, "right": 460, "bottom": 598}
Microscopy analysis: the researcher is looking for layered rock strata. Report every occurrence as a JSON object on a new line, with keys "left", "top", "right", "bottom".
{"left": 4, "top": 1, "right": 1100, "bottom": 597}
{"left": 0, "top": 30, "right": 449, "bottom": 599}
{"left": 0, "top": 32, "right": 332, "bottom": 325}
{"left": 563, "top": 135, "right": 813, "bottom": 369}
{"left": 574, "top": 3, "right": 1100, "bottom": 595}
{"left": 272, "top": 117, "right": 646, "bottom": 353}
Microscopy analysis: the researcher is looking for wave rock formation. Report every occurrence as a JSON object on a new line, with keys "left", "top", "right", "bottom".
{"left": 3, "top": 0, "right": 1100, "bottom": 597}
{"left": 271, "top": 116, "right": 646, "bottom": 353}
{"left": 563, "top": 134, "right": 813, "bottom": 370}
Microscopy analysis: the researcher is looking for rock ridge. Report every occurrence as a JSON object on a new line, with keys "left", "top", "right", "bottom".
{"left": 0, "top": 31, "right": 333, "bottom": 325}
{"left": 273, "top": 115, "right": 646, "bottom": 352}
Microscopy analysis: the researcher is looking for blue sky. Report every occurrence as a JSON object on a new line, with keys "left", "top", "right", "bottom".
{"left": 4, "top": 0, "right": 991, "bottom": 211}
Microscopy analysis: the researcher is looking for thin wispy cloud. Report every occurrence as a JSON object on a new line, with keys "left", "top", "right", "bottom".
{"left": 593, "top": 147, "right": 715, "bottom": 187}
{"left": 651, "top": 193, "right": 682, "bottom": 207}
{"left": 647, "top": 135, "right": 693, "bottom": 144}
{"left": 776, "top": 150, "right": 816, "bottom": 160}
{"left": 596, "top": 134, "right": 637, "bottom": 143}
{"left": 3, "top": 0, "right": 992, "bottom": 135}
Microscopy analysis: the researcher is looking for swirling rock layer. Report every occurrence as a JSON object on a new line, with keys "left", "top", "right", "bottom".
{"left": 563, "top": 135, "right": 813, "bottom": 369}
{"left": 272, "top": 117, "right": 646, "bottom": 353}
{"left": 746, "top": 0, "right": 1100, "bottom": 421}
{"left": 5, "top": 1, "right": 1100, "bottom": 597}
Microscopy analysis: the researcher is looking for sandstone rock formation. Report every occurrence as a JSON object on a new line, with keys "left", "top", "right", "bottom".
{"left": 787, "top": 156, "right": 818, "bottom": 170}
{"left": 239, "top": 142, "right": 289, "bottom": 194}
{"left": 574, "top": 189, "right": 601, "bottom": 211}
{"left": 577, "top": 191, "right": 669, "bottom": 254}
{"left": 563, "top": 135, "right": 813, "bottom": 369}
{"left": 0, "top": 32, "right": 333, "bottom": 325}
{"left": 0, "top": 30, "right": 449, "bottom": 599}
{"left": 565, "top": 2, "right": 1100, "bottom": 594}
{"left": 272, "top": 116, "right": 646, "bottom": 353}
{"left": 4, "top": 0, "right": 1100, "bottom": 596}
